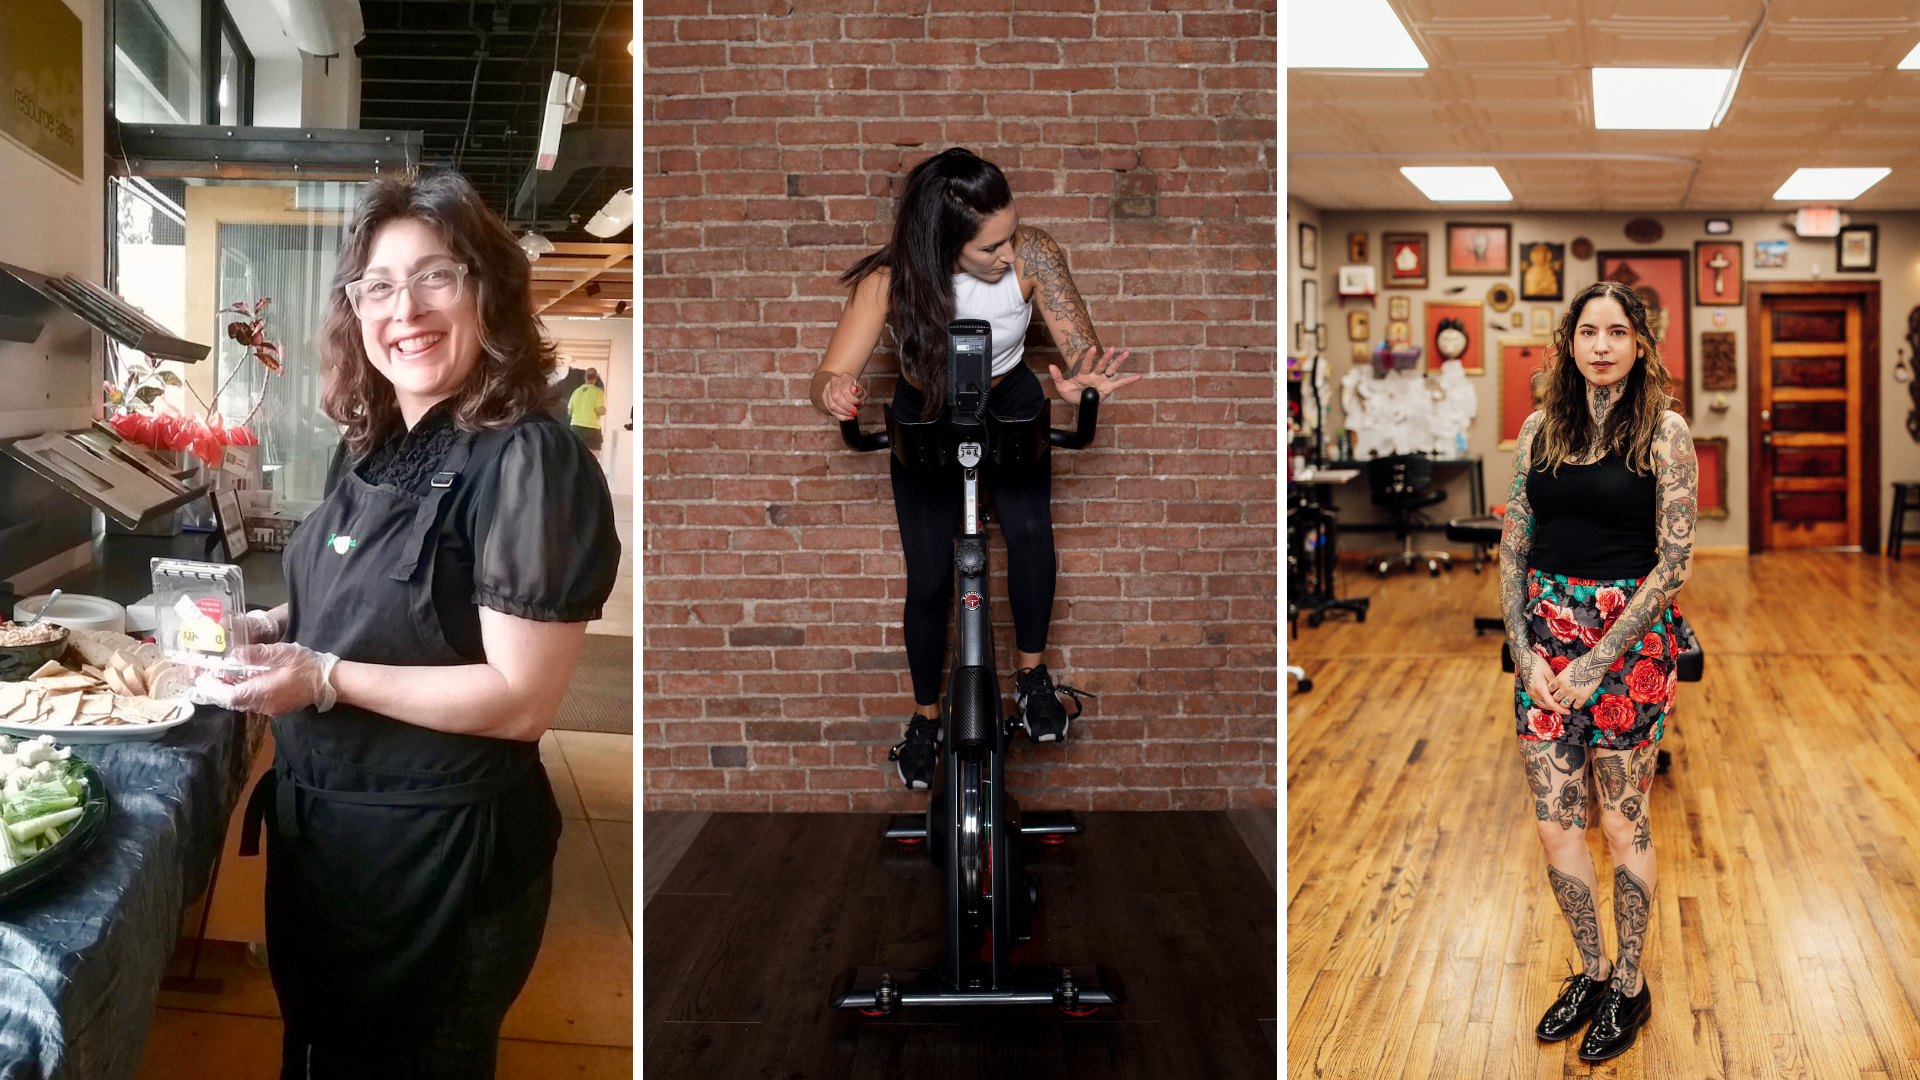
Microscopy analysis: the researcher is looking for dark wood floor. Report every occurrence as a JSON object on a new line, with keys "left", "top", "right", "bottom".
{"left": 644, "top": 811, "right": 1276, "bottom": 1079}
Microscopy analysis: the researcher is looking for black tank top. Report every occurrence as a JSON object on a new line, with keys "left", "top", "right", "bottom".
{"left": 1526, "top": 437, "right": 1658, "bottom": 580}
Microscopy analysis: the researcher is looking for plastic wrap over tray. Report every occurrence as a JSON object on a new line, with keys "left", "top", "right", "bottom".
{"left": 0, "top": 706, "right": 253, "bottom": 1079}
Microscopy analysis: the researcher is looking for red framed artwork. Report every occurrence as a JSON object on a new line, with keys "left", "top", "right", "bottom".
{"left": 1695, "top": 436, "right": 1727, "bottom": 518}
{"left": 1383, "top": 231, "right": 1428, "bottom": 289}
{"left": 1597, "top": 250, "right": 1690, "bottom": 416}
{"left": 1500, "top": 338, "right": 1553, "bottom": 449}
{"left": 1694, "top": 241, "right": 1743, "bottom": 306}
{"left": 1425, "top": 300, "right": 1484, "bottom": 374}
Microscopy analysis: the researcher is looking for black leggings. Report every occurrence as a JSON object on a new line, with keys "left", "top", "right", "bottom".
{"left": 890, "top": 364, "right": 1055, "bottom": 707}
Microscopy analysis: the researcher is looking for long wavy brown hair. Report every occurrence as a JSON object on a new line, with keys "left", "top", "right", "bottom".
{"left": 321, "top": 171, "right": 556, "bottom": 457}
{"left": 1534, "top": 279, "right": 1674, "bottom": 476}
{"left": 839, "top": 148, "right": 1013, "bottom": 420}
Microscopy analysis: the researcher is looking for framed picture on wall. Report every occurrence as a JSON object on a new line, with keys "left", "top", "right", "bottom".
{"left": 1694, "top": 241, "right": 1743, "bottom": 305}
{"left": 1597, "top": 250, "right": 1690, "bottom": 416}
{"left": 1446, "top": 222, "right": 1512, "bottom": 276}
{"left": 1695, "top": 436, "right": 1728, "bottom": 518}
{"left": 1837, "top": 224, "right": 1877, "bottom": 272}
{"left": 1382, "top": 232, "right": 1428, "bottom": 288}
{"left": 1298, "top": 222, "right": 1318, "bottom": 270}
{"left": 1425, "top": 300, "right": 1484, "bottom": 374}
{"left": 1518, "top": 241, "right": 1564, "bottom": 300}
{"left": 1499, "top": 339, "right": 1553, "bottom": 449}
{"left": 1300, "top": 277, "right": 1317, "bottom": 331}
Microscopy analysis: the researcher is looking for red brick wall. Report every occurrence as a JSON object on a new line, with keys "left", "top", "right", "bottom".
{"left": 641, "top": 0, "right": 1277, "bottom": 812}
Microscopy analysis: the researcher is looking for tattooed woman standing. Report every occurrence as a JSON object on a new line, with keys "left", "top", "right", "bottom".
{"left": 1500, "top": 280, "right": 1696, "bottom": 1062}
{"left": 811, "top": 148, "right": 1139, "bottom": 789}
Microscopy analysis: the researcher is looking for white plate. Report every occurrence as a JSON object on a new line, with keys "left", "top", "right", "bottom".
{"left": 14, "top": 595, "right": 127, "bottom": 634}
{"left": 0, "top": 698, "right": 195, "bottom": 743}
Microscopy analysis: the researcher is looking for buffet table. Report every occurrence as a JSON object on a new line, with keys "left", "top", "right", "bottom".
{"left": 0, "top": 705, "right": 261, "bottom": 1080}
{"left": 0, "top": 533, "right": 277, "bottom": 1078}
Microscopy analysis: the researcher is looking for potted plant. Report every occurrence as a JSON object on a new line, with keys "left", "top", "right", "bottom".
{"left": 104, "top": 296, "right": 278, "bottom": 468}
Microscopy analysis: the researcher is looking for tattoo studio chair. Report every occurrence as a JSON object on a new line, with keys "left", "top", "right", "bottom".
{"left": 1366, "top": 454, "right": 1452, "bottom": 577}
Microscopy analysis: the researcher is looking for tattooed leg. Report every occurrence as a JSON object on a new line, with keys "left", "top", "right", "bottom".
{"left": 1595, "top": 744, "right": 1658, "bottom": 994}
{"left": 1613, "top": 866, "right": 1652, "bottom": 996}
{"left": 1521, "top": 738, "right": 1608, "bottom": 982}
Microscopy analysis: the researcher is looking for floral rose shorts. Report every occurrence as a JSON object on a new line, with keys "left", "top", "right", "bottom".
{"left": 1514, "top": 568, "right": 1680, "bottom": 750}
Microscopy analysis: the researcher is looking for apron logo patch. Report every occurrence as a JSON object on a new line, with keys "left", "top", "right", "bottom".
{"left": 325, "top": 533, "right": 357, "bottom": 555}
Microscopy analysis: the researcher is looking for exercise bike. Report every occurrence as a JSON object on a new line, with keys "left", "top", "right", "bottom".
{"left": 827, "top": 319, "right": 1125, "bottom": 1016}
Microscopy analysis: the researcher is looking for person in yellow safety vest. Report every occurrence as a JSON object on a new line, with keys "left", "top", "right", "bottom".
{"left": 567, "top": 368, "right": 606, "bottom": 454}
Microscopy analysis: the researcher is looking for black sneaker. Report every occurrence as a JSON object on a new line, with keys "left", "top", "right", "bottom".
{"left": 1014, "top": 666, "right": 1092, "bottom": 743}
{"left": 888, "top": 714, "right": 941, "bottom": 790}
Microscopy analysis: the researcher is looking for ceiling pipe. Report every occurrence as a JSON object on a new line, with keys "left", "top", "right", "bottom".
{"left": 1711, "top": 0, "right": 1770, "bottom": 129}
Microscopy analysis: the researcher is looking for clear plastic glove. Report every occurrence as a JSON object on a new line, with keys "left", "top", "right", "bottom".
{"left": 237, "top": 608, "right": 287, "bottom": 646}
{"left": 187, "top": 643, "right": 340, "bottom": 715}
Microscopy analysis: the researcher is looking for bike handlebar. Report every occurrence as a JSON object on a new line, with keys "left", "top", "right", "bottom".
{"left": 837, "top": 387, "right": 1101, "bottom": 453}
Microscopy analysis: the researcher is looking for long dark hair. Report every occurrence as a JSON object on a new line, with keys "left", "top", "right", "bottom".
{"left": 839, "top": 148, "right": 1013, "bottom": 420}
{"left": 1535, "top": 279, "right": 1674, "bottom": 476}
{"left": 321, "top": 171, "right": 556, "bottom": 457}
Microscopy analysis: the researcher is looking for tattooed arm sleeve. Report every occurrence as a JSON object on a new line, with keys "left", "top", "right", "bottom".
{"left": 1017, "top": 225, "right": 1100, "bottom": 365}
{"left": 1562, "top": 412, "right": 1698, "bottom": 685}
{"left": 1501, "top": 412, "right": 1545, "bottom": 679}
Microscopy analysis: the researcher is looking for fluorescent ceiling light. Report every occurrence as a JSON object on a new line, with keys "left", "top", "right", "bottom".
{"left": 1901, "top": 40, "right": 1920, "bottom": 68}
{"left": 1288, "top": 0, "right": 1426, "bottom": 69}
{"left": 1772, "top": 167, "right": 1891, "bottom": 202}
{"left": 1592, "top": 68, "right": 1733, "bottom": 130}
{"left": 1399, "top": 167, "right": 1511, "bottom": 202}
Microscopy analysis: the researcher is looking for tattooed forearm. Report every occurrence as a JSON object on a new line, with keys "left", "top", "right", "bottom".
{"left": 1017, "top": 225, "right": 1098, "bottom": 359}
{"left": 1501, "top": 414, "right": 1543, "bottom": 677}
{"left": 1548, "top": 866, "right": 1608, "bottom": 980}
{"left": 1612, "top": 865, "right": 1652, "bottom": 992}
{"left": 1560, "top": 416, "right": 1697, "bottom": 684}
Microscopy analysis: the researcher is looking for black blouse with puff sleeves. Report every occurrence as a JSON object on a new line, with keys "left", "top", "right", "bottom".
{"left": 326, "top": 405, "right": 620, "bottom": 661}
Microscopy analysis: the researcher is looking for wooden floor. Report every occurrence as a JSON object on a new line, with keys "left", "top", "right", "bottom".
{"left": 1288, "top": 551, "right": 1920, "bottom": 1079}
{"left": 644, "top": 811, "right": 1277, "bottom": 1078}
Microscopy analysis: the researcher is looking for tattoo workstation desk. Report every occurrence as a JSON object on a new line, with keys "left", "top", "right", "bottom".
{"left": 1322, "top": 455, "right": 1491, "bottom": 568}
{"left": 1288, "top": 467, "right": 1369, "bottom": 634}
{"left": 0, "top": 535, "right": 282, "bottom": 1078}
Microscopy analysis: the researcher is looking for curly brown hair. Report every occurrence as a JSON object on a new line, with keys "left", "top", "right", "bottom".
{"left": 321, "top": 171, "right": 556, "bottom": 457}
{"left": 1534, "top": 279, "right": 1675, "bottom": 477}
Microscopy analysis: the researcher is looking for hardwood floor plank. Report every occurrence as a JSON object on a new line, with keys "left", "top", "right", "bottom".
{"left": 1289, "top": 553, "right": 1920, "bottom": 1079}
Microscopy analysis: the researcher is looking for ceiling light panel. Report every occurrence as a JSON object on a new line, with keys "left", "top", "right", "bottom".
{"left": 1399, "top": 167, "right": 1512, "bottom": 202}
{"left": 1591, "top": 68, "right": 1734, "bottom": 130}
{"left": 1288, "top": 0, "right": 1426, "bottom": 70}
{"left": 1772, "top": 167, "right": 1891, "bottom": 202}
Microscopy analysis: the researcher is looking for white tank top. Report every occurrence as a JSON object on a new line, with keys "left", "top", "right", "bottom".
{"left": 952, "top": 268, "right": 1031, "bottom": 377}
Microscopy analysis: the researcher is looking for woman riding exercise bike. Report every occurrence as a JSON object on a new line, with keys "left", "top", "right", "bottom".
{"left": 810, "top": 147, "right": 1139, "bottom": 789}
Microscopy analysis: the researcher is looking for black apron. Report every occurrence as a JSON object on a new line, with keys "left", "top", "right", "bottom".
{"left": 239, "top": 429, "right": 561, "bottom": 1051}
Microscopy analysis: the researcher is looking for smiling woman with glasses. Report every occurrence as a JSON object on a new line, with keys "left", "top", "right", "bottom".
{"left": 184, "top": 171, "right": 619, "bottom": 1077}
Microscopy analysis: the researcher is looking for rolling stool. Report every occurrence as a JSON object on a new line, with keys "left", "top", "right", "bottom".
{"left": 1889, "top": 482, "right": 1920, "bottom": 559}
{"left": 1447, "top": 514, "right": 1506, "bottom": 636}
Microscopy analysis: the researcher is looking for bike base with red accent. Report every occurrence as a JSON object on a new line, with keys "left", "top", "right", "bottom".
{"left": 829, "top": 963, "right": 1124, "bottom": 1012}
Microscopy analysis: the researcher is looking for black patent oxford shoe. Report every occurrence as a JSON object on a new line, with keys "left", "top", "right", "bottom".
{"left": 1578, "top": 981, "right": 1651, "bottom": 1061}
{"left": 1535, "top": 969, "right": 1608, "bottom": 1042}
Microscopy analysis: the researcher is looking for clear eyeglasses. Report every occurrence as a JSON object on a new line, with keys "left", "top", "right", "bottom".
{"left": 344, "top": 263, "right": 470, "bottom": 320}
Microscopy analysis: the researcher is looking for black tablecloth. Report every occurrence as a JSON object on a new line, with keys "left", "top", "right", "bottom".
{"left": 0, "top": 707, "right": 256, "bottom": 1079}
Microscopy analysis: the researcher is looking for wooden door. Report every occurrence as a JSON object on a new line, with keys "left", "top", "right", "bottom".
{"left": 1751, "top": 290, "right": 1876, "bottom": 550}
